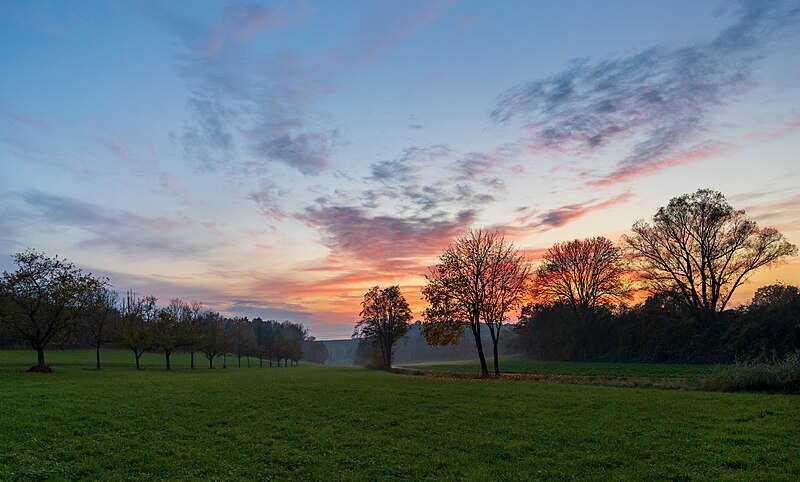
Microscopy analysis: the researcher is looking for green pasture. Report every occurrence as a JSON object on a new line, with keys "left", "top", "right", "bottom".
{"left": 0, "top": 350, "right": 798, "bottom": 480}
{"left": 401, "top": 356, "right": 722, "bottom": 378}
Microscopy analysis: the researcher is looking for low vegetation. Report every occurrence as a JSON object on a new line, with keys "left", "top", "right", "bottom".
{"left": 1, "top": 350, "right": 798, "bottom": 480}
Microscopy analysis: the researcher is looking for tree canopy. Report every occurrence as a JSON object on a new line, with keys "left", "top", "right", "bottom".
{"left": 624, "top": 189, "right": 797, "bottom": 323}
{"left": 354, "top": 285, "right": 413, "bottom": 370}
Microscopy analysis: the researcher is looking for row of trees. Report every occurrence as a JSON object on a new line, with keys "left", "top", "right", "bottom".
{"left": 353, "top": 189, "right": 797, "bottom": 375}
{"left": 516, "top": 283, "right": 800, "bottom": 363}
{"left": 0, "top": 252, "right": 327, "bottom": 371}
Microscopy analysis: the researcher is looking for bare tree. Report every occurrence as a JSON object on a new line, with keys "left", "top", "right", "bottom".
{"left": 0, "top": 249, "right": 104, "bottom": 372}
{"left": 84, "top": 285, "right": 119, "bottom": 370}
{"left": 624, "top": 189, "right": 797, "bottom": 324}
{"left": 422, "top": 229, "right": 531, "bottom": 377}
{"left": 534, "top": 237, "right": 629, "bottom": 323}
{"left": 353, "top": 286, "right": 412, "bottom": 370}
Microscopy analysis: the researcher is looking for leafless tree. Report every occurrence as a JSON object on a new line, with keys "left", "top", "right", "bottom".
{"left": 624, "top": 189, "right": 797, "bottom": 323}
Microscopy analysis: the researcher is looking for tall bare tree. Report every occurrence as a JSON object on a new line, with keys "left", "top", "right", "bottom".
{"left": 534, "top": 237, "right": 629, "bottom": 323}
{"left": 422, "top": 229, "right": 531, "bottom": 376}
{"left": 353, "top": 286, "right": 412, "bottom": 370}
{"left": 624, "top": 189, "right": 797, "bottom": 323}
{"left": 0, "top": 249, "right": 104, "bottom": 372}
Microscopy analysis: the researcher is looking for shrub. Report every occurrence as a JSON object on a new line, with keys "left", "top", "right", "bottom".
{"left": 708, "top": 352, "right": 800, "bottom": 393}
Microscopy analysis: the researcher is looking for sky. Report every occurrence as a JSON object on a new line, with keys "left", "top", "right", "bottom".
{"left": 1, "top": 0, "right": 799, "bottom": 339}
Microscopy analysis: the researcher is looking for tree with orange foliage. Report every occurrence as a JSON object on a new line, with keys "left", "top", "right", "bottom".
{"left": 534, "top": 236, "right": 629, "bottom": 324}
{"left": 422, "top": 229, "right": 531, "bottom": 376}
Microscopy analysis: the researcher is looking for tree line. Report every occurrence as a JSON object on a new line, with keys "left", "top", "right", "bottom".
{"left": 0, "top": 252, "right": 327, "bottom": 372}
{"left": 353, "top": 189, "right": 797, "bottom": 375}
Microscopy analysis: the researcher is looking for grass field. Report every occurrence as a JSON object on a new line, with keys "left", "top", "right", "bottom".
{"left": 400, "top": 356, "right": 721, "bottom": 378}
{"left": 1, "top": 349, "right": 798, "bottom": 480}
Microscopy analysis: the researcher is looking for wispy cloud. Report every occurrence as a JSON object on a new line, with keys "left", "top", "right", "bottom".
{"left": 19, "top": 190, "right": 204, "bottom": 257}
{"left": 332, "top": 0, "right": 454, "bottom": 67}
{"left": 298, "top": 205, "right": 475, "bottom": 267}
{"left": 500, "top": 192, "right": 633, "bottom": 235}
{"left": 492, "top": 1, "right": 800, "bottom": 186}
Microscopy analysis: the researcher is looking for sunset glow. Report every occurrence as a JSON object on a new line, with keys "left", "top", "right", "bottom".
{"left": 2, "top": 0, "right": 798, "bottom": 338}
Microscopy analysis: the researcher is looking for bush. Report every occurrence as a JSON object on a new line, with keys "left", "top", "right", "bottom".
{"left": 707, "top": 352, "right": 800, "bottom": 393}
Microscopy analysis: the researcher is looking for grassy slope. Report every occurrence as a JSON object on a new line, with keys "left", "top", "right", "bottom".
{"left": 0, "top": 350, "right": 798, "bottom": 480}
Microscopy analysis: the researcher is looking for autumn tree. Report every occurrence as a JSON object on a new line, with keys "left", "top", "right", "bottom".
{"left": 534, "top": 237, "right": 629, "bottom": 323}
{"left": 624, "top": 189, "right": 797, "bottom": 324}
{"left": 199, "top": 312, "right": 229, "bottom": 368}
{"left": 228, "top": 317, "right": 255, "bottom": 368}
{"left": 353, "top": 286, "right": 412, "bottom": 370}
{"left": 185, "top": 300, "right": 207, "bottom": 369}
{"left": 0, "top": 249, "right": 104, "bottom": 372}
{"left": 117, "top": 291, "right": 157, "bottom": 370}
{"left": 154, "top": 298, "right": 191, "bottom": 370}
{"left": 84, "top": 285, "right": 119, "bottom": 370}
{"left": 422, "top": 229, "right": 531, "bottom": 376}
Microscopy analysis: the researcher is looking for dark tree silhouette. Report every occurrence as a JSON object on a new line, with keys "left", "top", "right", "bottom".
{"left": 353, "top": 286, "right": 412, "bottom": 370}
{"left": 423, "top": 229, "right": 530, "bottom": 376}
{"left": 624, "top": 189, "right": 797, "bottom": 324}
{"left": 0, "top": 249, "right": 104, "bottom": 372}
{"left": 84, "top": 285, "right": 118, "bottom": 370}
{"left": 534, "top": 236, "right": 629, "bottom": 323}
{"left": 199, "top": 312, "right": 229, "bottom": 368}
{"left": 117, "top": 291, "right": 157, "bottom": 370}
{"left": 154, "top": 298, "right": 190, "bottom": 370}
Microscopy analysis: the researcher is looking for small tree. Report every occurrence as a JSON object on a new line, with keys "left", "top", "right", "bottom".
{"left": 154, "top": 298, "right": 190, "bottom": 370}
{"left": 0, "top": 249, "right": 103, "bottom": 372}
{"left": 624, "top": 189, "right": 797, "bottom": 324}
{"left": 353, "top": 286, "right": 412, "bottom": 370}
{"left": 199, "top": 312, "right": 229, "bottom": 368}
{"left": 84, "top": 285, "right": 119, "bottom": 370}
{"left": 117, "top": 291, "right": 157, "bottom": 370}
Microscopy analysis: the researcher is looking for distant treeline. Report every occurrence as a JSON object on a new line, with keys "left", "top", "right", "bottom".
{"left": 515, "top": 284, "right": 800, "bottom": 364}
{"left": 0, "top": 251, "right": 328, "bottom": 371}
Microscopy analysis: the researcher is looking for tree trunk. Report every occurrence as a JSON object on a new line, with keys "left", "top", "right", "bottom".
{"left": 209, "top": 356, "right": 214, "bottom": 369}
{"left": 492, "top": 338, "right": 500, "bottom": 376}
{"left": 190, "top": 351, "right": 195, "bottom": 369}
{"left": 135, "top": 351, "right": 141, "bottom": 370}
{"left": 223, "top": 353, "right": 227, "bottom": 368}
{"left": 471, "top": 324, "right": 489, "bottom": 377}
{"left": 247, "top": 356, "right": 250, "bottom": 368}
{"left": 259, "top": 356, "right": 263, "bottom": 368}
{"left": 95, "top": 343, "right": 101, "bottom": 370}
{"left": 37, "top": 346, "right": 46, "bottom": 371}
{"left": 165, "top": 349, "right": 171, "bottom": 370}
{"left": 238, "top": 355, "right": 241, "bottom": 368}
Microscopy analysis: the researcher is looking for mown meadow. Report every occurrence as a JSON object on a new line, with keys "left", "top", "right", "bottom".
{"left": 1, "top": 350, "right": 798, "bottom": 480}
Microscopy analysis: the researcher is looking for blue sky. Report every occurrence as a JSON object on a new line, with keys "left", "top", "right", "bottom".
{"left": 2, "top": 0, "right": 799, "bottom": 338}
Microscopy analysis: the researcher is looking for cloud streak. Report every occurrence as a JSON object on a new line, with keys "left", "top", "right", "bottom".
{"left": 19, "top": 190, "right": 205, "bottom": 257}
{"left": 492, "top": 1, "right": 800, "bottom": 186}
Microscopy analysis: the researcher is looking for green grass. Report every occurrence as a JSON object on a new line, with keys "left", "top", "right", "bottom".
{"left": 1, "top": 349, "right": 798, "bottom": 480}
{"left": 402, "top": 355, "right": 721, "bottom": 378}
